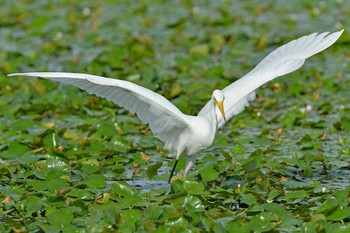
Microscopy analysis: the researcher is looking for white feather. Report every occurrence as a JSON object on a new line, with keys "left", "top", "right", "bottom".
{"left": 198, "top": 30, "right": 343, "bottom": 128}
{"left": 8, "top": 72, "right": 190, "bottom": 149}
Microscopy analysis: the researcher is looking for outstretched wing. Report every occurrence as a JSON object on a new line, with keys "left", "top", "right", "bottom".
{"left": 8, "top": 72, "right": 190, "bottom": 145}
{"left": 198, "top": 30, "right": 343, "bottom": 128}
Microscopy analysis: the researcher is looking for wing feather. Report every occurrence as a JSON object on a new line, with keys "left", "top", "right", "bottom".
{"left": 8, "top": 72, "right": 190, "bottom": 145}
{"left": 198, "top": 30, "right": 343, "bottom": 128}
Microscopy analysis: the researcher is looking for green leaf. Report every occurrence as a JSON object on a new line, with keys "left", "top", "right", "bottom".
{"left": 2, "top": 141, "right": 29, "bottom": 159}
{"left": 262, "top": 203, "right": 300, "bottom": 225}
{"left": 199, "top": 164, "right": 219, "bottom": 181}
{"left": 96, "top": 122, "right": 118, "bottom": 137}
{"left": 170, "top": 179, "right": 186, "bottom": 193}
{"left": 281, "top": 110, "right": 299, "bottom": 128}
{"left": 285, "top": 190, "right": 308, "bottom": 200}
{"left": 83, "top": 174, "right": 106, "bottom": 189}
{"left": 242, "top": 159, "right": 259, "bottom": 172}
{"left": 81, "top": 164, "right": 100, "bottom": 174}
{"left": 183, "top": 181, "right": 205, "bottom": 195}
{"left": 225, "top": 221, "right": 250, "bottom": 233}
{"left": 165, "top": 217, "right": 188, "bottom": 227}
{"left": 240, "top": 193, "right": 257, "bottom": 205}
{"left": 315, "top": 198, "right": 339, "bottom": 214}
{"left": 301, "top": 222, "right": 318, "bottom": 233}
{"left": 111, "top": 182, "right": 134, "bottom": 196}
{"left": 190, "top": 44, "right": 209, "bottom": 57}
{"left": 327, "top": 205, "right": 350, "bottom": 221}
{"left": 250, "top": 213, "right": 274, "bottom": 232}
{"left": 47, "top": 209, "right": 74, "bottom": 229}
{"left": 108, "top": 48, "right": 126, "bottom": 69}
{"left": 67, "top": 188, "right": 95, "bottom": 200}
{"left": 183, "top": 195, "right": 204, "bottom": 211}
{"left": 10, "top": 119, "right": 34, "bottom": 130}
{"left": 63, "top": 130, "right": 79, "bottom": 140}
{"left": 25, "top": 195, "right": 43, "bottom": 213}
{"left": 232, "top": 144, "right": 245, "bottom": 155}
{"left": 118, "top": 194, "right": 146, "bottom": 209}
{"left": 26, "top": 180, "right": 48, "bottom": 191}
{"left": 147, "top": 161, "right": 162, "bottom": 178}
{"left": 267, "top": 189, "right": 280, "bottom": 201}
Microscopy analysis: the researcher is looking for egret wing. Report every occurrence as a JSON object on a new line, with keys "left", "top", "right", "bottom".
{"left": 199, "top": 30, "right": 343, "bottom": 128}
{"left": 9, "top": 72, "right": 190, "bottom": 145}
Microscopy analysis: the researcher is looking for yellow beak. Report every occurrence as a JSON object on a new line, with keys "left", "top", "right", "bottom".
{"left": 215, "top": 100, "right": 226, "bottom": 121}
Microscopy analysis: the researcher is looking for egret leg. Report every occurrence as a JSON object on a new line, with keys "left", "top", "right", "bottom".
{"left": 184, "top": 156, "right": 196, "bottom": 176}
{"left": 168, "top": 159, "right": 178, "bottom": 184}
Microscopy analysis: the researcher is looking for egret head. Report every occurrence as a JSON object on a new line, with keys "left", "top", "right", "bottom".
{"left": 212, "top": 90, "right": 226, "bottom": 121}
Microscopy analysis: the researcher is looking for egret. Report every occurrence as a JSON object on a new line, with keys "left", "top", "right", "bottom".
{"left": 9, "top": 30, "right": 343, "bottom": 183}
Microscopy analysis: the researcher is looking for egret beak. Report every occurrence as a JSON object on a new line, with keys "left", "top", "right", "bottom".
{"left": 215, "top": 100, "right": 226, "bottom": 121}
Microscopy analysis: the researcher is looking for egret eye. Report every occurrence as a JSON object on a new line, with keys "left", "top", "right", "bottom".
{"left": 213, "top": 89, "right": 224, "bottom": 102}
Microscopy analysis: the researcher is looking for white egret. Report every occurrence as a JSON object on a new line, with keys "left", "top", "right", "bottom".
{"left": 9, "top": 30, "right": 343, "bottom": 183}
